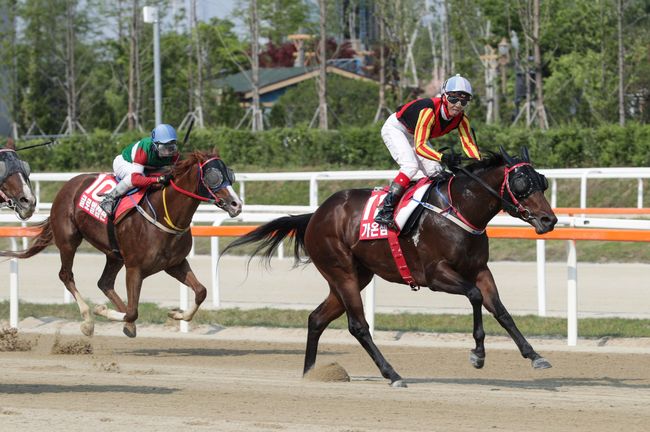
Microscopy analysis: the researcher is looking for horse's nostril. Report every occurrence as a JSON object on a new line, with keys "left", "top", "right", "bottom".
{"left": 231, "top": 201, "right": 240, "bottom": 208}
{"left": 19, "top": 197, "right": 29, "bottom": 205}
{"left": 541, "top": 215, "right": 556, "bottom": 226}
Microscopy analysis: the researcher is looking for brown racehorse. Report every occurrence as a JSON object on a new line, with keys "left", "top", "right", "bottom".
{"left": 0, "top": 138, "right": 36, "bottom": 220}
{"left": 223, "top": 147, "right": 557, "bottom": 387}
{"left": 0, "top": 151, "right": 242, "bottom": 337}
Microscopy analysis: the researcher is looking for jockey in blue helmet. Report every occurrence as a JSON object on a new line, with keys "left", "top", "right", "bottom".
{"left": 99, "top": 124, "right": 180, "bottom": 215}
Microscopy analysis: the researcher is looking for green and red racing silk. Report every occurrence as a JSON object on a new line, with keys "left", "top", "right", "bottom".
{"left": 121, "top": 137, "right": 179, "bottom": 188}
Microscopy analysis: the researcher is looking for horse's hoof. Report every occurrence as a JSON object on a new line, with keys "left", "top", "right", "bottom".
{"left": 390, "top": 379, "right": 408, "bottom": 388}
{"left": 470, "top": 350, "right": 485, "bottom": 369}
{"left": 93, "top": 305, "right": 107, "bottom": 316}
{"left": 532, "top": 357, "right": 552, "bottom": 369}
{"left": 80, "top": 321, "right": 94, "bottom": 337}
{"left": 123, "top": 323, "right": 137, "bottom": 338}
{"left": 167, "top": 308, "right": 184, "bottom": 320}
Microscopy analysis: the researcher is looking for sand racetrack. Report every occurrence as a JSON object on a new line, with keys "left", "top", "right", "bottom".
{"left": 1, "top": 326, "right": 649, "bottom": 432}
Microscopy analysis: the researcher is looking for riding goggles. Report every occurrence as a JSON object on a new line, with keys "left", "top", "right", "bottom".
{"left": 446, "top": 94, "right": 471, "bottom": 107}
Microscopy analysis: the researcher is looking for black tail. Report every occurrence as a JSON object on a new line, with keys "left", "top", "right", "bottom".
{"left": 222, "top": 213, "right": 313, "bottom": 268}
{"left": 0, "top": 219, "right": 53, "bottom": 258}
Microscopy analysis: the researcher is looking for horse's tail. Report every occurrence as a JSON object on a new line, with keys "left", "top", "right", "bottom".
{"left": 223, "top": 213, "right": 313, "bottom": 267}
{"left": 0, "top": 219, "right": 54, "bottom": 259}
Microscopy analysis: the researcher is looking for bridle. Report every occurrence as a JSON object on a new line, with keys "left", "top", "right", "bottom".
{"left": 456, "top": 161, "right": 545, "bottom": 225}
{"left": 0, "top": 149, "right": 32, "bottom": 214}
{"left": 137, "top": 157, "right": 235, "bottom": 234}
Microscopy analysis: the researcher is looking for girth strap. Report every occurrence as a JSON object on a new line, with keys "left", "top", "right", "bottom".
{"left": 387, "top": 229, "right": 419, "bottom": 291}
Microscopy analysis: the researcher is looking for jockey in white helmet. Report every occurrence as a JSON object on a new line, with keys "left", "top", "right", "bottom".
{"left": 375, "top": 74, "right": 481, "bottom": 228}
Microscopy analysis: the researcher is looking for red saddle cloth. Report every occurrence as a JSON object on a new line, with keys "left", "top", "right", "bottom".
{"left": 358, "top": 177, "right": 432, "bottom": 240}
{"left": 78, "top": 174, "right": 147, "bottom": 224}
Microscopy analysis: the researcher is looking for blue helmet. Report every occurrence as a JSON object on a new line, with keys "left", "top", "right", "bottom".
{"left": 151, "top": 124, "right": 178, "bottom": 157}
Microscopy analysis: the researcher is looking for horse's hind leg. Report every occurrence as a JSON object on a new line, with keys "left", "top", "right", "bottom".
{"left": 54, "top": 229, "right": 95, "bottom": 336}
{"left": 164, "top": 259, "right": 207, "bottom": 321}
{"left": 93, "top": 256, "right": 128, "bottom": 321}
{"left": 476, "top": 268, "right": 551, "bottom": 369}
{"left": 314, "top": 260, "right": 405, "bottom": 386}
{"left": 304, "top": 290, "right": 345, "bottom": 375}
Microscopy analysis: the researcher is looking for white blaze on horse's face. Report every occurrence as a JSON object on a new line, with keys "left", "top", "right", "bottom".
{"left": 3, "top": 172, "right": 37, "bottom": 220}
{"left": 222, "top": 185, "right": 242, "bottom": 217}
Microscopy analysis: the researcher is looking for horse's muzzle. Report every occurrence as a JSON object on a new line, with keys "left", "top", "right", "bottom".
{"left": 532, "top": 213, "right": 558, "bottom": 234}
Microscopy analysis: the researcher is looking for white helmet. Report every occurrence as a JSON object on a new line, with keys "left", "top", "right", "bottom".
{"left": 441, "top": 74, "right": 473, "bottom": 97}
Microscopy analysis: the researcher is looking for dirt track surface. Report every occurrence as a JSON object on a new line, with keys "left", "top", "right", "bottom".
{"left": 1, "top": 326, "right": 649, "bottom": 432}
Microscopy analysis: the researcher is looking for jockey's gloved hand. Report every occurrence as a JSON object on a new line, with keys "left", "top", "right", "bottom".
{"left": 157, "top": 174, "right": 173, "bottom": 185}
{"left": 441, "top": 151, "right": 462, "bottom": 168}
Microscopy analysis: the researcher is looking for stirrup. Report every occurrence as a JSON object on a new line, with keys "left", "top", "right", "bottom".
{"left": 374, "top": 211, "right": 395, "bottom": 227}
{"left": 100, "top": 198, "right": 115, "bottom": 214}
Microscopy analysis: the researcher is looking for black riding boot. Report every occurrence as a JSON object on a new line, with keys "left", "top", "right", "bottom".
{"left": 374, "top": 182, "right": 406, "bottom": 227}
{"left": 99, "top": 189, "right": 122, "bottom": 215}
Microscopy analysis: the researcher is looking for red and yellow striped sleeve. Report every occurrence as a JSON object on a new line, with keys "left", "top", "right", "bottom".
{"left": 458, "top": 115, "right": 481, "bottom": 159}
{"left": 414, "top": 108, "right": 443, "bottom": 161}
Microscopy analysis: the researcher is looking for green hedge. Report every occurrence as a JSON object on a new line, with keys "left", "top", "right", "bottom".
{"left": 21, "top": 123, "right": 650, "bottom": 171}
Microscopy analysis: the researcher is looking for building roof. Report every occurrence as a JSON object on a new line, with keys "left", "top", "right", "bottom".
{"left": 216, "top": 66, "right": 377, "bottom": 100}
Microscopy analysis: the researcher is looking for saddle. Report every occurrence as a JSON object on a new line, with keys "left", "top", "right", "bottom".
{"left": 78, "top": 174, "right": 149, "bottom": 225}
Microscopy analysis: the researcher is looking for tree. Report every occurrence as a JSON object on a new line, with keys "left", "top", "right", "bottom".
{"left": 317, "top": 0, "right": 328, "bottom": 130}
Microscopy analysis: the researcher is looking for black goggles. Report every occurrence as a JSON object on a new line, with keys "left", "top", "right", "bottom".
{"left": 446, "top": 94, "right": 471, "bottom": 107}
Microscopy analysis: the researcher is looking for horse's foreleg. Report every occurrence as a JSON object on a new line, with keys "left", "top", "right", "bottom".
{"left": 476, "top": 268, "right": 551, "bottom": 369}
{"left": 304, "top": 291, "right": 345, "bottom": 376}
{"left": 94, "top": 256, "right": 127, "bottom": 319}
{"left": 123, "top": 268, "right": 143, "bottom": 338}
{"left": 164, "top": 259, "right": 207, "bottom": 321}
{"left": 428, "top": 261, "right": 486, "bottom": 368}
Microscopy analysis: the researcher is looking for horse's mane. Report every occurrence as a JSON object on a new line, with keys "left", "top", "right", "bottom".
{"left": 171, "top": 150, "right": 219, "bottom": 176}
{"left": 463, "top": 151, "right": 508, "bottom": 173}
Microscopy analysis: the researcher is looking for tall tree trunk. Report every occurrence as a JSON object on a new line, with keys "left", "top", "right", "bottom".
{"left": 250, "top": 0, "right": 263, "bottom": 131}
{"left": 374, "top": 4, "right": 387, "bottom": 123}
{"left": 128, "top": 0, "right": 140, "bottom": 130}
{"left": 318, "top": 0, "right": 328, "bottom": 130}
{"left": 65, "top": 1, "right": 77, "bottom": 134}
{"left": 617, "top": 0, "right": 625, "bottom": 126}
{"left": 532, "top": 0, "right": 548, "bottom": 129}
{"left": 191, "top": 0, "right": 204, "bottom": 128}
{"left": 441, "top": 0, "right": 451, "bottom": 77}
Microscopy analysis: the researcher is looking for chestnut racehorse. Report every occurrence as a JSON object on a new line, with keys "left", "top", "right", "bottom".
{"left": 0, "top": 151, "right": 241, "bottom": 337}
{"left": 224, "top": 147, "right": 557, "bottom": 387}
{"left": 0, "top": 138, "right": 36, "bottom": 220}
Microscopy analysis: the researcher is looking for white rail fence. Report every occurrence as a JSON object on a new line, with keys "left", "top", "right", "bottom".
{"left": 3, "top": 167, "right": 650, "bottom": 344}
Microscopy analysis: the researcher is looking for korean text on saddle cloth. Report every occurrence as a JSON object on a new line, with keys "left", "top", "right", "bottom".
{"left": 78, "top": 174, "right": 116, "bottom": 223}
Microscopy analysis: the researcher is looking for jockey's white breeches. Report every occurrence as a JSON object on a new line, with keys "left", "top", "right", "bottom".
{"left": 111, "top": 155, "right": 144, "bottom": 193}
{"left": 381, "top": 113, "right": 442, "bottom": 178}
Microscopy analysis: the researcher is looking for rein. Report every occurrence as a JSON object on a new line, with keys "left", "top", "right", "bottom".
{"left": 456, "top": 163, "right": 533, "bottom": 221}
{"left": 140, "top": 157, "right": 228, "bottom": 234}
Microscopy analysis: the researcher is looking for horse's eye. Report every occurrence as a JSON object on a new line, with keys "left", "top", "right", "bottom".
{"left": 204, "top": 168, "right": 223, "bottom": 187}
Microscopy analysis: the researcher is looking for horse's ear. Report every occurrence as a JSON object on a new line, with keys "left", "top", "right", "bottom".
{"left": 211, "top": 146, "right": 220, "bottom": 157}
{"left": 520, "top": 146, "right": 530, "bottom": 162}
{"left": 499, "top": 146, "right": 514, "bottom": 165}
{"left": 6, "top": 136, "right": 15, "bottom": 150}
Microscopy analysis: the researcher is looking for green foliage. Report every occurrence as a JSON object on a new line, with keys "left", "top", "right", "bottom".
{"left": 24, "top": 122, "right": 650, "bottom": 173}
{"left": 269, "top": 75, "right": 382, "bottom": 128}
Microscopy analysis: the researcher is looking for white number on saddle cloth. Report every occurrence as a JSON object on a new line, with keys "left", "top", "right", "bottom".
{"left": 78, "top": 173, "right": 117, "bottom": 223}
{"left": 359, "top": 191, "right": 389, "bottom": 240}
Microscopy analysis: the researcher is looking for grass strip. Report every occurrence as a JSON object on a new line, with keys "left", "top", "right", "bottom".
{"left": 2, "top": 301, "right": 650, "bottom": 339}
